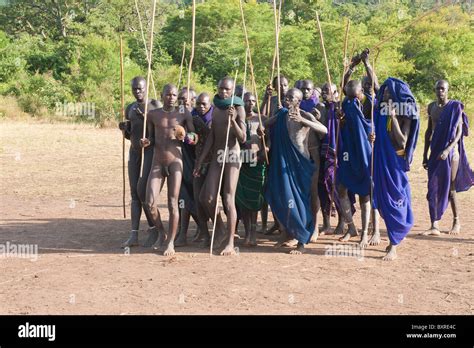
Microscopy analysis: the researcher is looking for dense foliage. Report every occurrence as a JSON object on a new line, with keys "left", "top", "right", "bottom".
{"left": 0, "top": 0, "right": 472, "bottom": 124}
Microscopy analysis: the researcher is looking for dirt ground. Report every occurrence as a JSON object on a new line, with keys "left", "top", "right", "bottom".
{"left": 0, "top": 119, "right": 473, "bottom": 315}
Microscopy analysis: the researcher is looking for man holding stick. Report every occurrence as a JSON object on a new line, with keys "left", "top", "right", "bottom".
{"left": 142, "top": 84, "right": 197, "bottom": 256}
{"left": 194, "top": 77, "right": 246, "bottom": 256}
{"left": 119, "top": 76, "right": 164, "bottom": 248}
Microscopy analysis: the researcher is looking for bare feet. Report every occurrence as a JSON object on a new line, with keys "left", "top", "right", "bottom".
{"left": 213, "top": 227, "right": 227, "bottom": 250}
{"left": 339, "top": 223, "right": 358, "bottom": 242}
{"left": 200, "top": 235, "right": 210, "bottom": 248}
{"left": 309, "top": 231, "right": 319, "bottom": 243}
{"left": 319, "top": 226, "right": 330, "bottom": 235}
{"left": 192, "top": 228, "right": 206, "bottom": 242}
{"left": 174, "top": 232, "right": 187, "bottom": 247}
{"left": 220, "top": 244, "right": 237, "bottom": 256}
{"left": 359, "top": 231, "right": 369, "bottom": 249}
{"left": 142, "top": 227, "right": 157, "bottom": 248}
{"left": 243, "top": 233, "right": 257, "bottom": 247}
{"left": 121, "top": 230, "right": 139, "bottom": 248}
{"left": 257, "top": 225, "right": 268, "bottom": 234}
{"left": 264, "top": 224, "right": 280, "bottom": 235}
{"left": 281, "top": 239, "right": 298, "bottom": 247}
{"left": 333, "top": 221, "right": 345, "bottom": 235}
{"left": 163, "top": 242, "right": 175, "bottom": 256}
{"left": 156, "top": 229, "right": 165, "bottom": 248}
{"left": 449, "top": 218, "right": 460, "bottom": 235}
{"left": 289, "top": 242, "right": 305, "bottom": 255}
{"left": 320, "top": 216, "right": 330, "bottom": 235}
{"left": 421, "top": 227, "right": 441, "bottom": 236}
{"left": 368, "top": 231, "right": 381, "bottom": 246}
{"left": 383, "top": 244, "right": 397, "bottom": 261}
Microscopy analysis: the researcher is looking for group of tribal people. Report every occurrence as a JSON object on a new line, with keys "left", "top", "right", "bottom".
{"left": 118, "top": 48, "right": 473, "bottom": 261}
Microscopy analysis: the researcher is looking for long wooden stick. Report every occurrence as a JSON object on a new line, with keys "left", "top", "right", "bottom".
{"left": 139, "top": 0, "right": 157, "bottom": 178}
{"left": 239, "top": 0, "right": 269, "bottom": 165}
{"left": 316, "top": 12, "right": 334, "bottom": 99}
{"left": 316, "top": 11, "right": 340, "bottom": 212}
{"left": 273, "top": 0, "right": 282, "bottom": 108}
{"left": 339, "top": 19, "right": 350, "bottom": 98}
{"left": 370, "top": 0, "right": 453, "bottom": 51}
{"left": 242, "top": 47, "right": 248, "bottom": 93}
{"left": 186, "top": 0, "right": 196, "bottom": 104}
{"left": 369, "top": 50, "right": 380, "bottom": 234}
{"left": 134, "top": 0, "right": 158, "bottom": 101}
{"left": 120, "top": 35, "right": 126, "bottom": 219}
{"left": 210, "top": 70, "right": 239, "bottom": 256}
{"left": 265, "top": 47, "right": 277, "bottom": 116}
{"left": 177, "top": 42, "right": 187, "bottom": 90}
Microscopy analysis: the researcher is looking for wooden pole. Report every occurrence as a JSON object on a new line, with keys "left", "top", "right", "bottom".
{"left": 273, "top": 0, "right": 282, "bottom": 108}
{"left": 120, "top": 35, "right": 126, "bottom": 219}
{"left": 242, "top": 47, "right": 248, "bottom": 93}
{"left": 134, "top": 0, "right": 158, "bottom": 100}
{"left": 239, "top": 0, "right": 269, "bottom": 165}
{"left": 186, "top": 0, "right": 196, "bottom": 104}
{"left": 177, "top": 42, "right": 187, "bottom": 90}
{"left": 209, "top": 69, "right": 239, "bottom": 256}
{"left": 139, "top": 0, "right": 157, "bottom": 178}
{"left": 339, "top": 19, "right": 350, "bottom": 98}
{"left": 369, "top": 50, "right": 380, "bottom": 234}
{"left": 316, "top": 11, "right": 340, "bottom": 212}
{"left": 370, "top": 0, "right": 453, "bottom": 51}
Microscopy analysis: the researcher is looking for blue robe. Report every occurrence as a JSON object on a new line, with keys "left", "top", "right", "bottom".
{"left": 265, "top": 108, "right": 315, "bottom": 244}
{"left": 337, "top": 98, "right": 372, "bottom": 197}
{"left": 427, "top": 100, "right": 474, "bottom": 222}
{"left": 373, "top": 77, "right": 419, "bottom": 245}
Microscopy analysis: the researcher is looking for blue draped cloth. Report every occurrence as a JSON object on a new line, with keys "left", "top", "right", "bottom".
{"left": 265, "top": 108, "right": 315, "bottom": 244}
{"left": 373, "top": 77, "right": 419, "bottom": 245}
{"left": 300, "top": 95, "right": 318, "bottom": 113}
{"left": 427, "top": 100, "right": 474, "bottom": 222}
{"left": 337, "top": 98, "right": 372, "bottom": 197}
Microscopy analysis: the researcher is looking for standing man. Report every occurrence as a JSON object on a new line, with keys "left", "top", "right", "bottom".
{"left": 236, "top": 92, "right": 267, "bottom": 247}
{"left": 261, "top": 75, "right": 289, "bottom": 117}
{"left": 337, "top": 80, "right": 374, "bottom": 248}
{"left": 190, "top": 92, "right": 214, "bottom": 246}
{"left": 142, "top": 84, "right": 197, "bottom": 256}
{"left": 194, "top": 77, "right": 247, "bottom": 256}
{"left": 265, "top": 88, "right": 327, "bottom": 254}
{"left": 316, "top": 83, "right": 347, "bottom": 235}
{"left": 119, "top": 76, "right": 165, "bottom": 248}
{"left": 372, "top": 77, "right": 420, "bottom": 260}
{"left": 422, "top": 80, "right": 473, "bottom": 235}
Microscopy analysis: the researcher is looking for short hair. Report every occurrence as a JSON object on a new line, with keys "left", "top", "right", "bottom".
{"left": 197, "top": 92, "right": 210, "bottom": 102}
{"left": 243, "top": 92, "right": 255, "bottom": 100}
{"left": 321, "top": 82, "right": 337, "bottom": 91}
{"left": 162, "top": 83, "right": 177, "bottom": 94}
{"left": 218, "top": 76, "right": 234, "bottom": 87}
{"left": 287, "top": 88, "right": 303, "bottom": 100}
{"left": 435, "top": 79, "right": 449, "bottom": 89}
{"left": 181, "top": 86, "right": 196, "bottom": 98}
{"left": 301, "top": 79, "right": 314, "bottom": 88}
{"left": 272, "top": 75, "right": 288, "bottom": 88}
{"left": 347, "top": 80, "right": 361, "bottom": 89}
{"left": 131, "top": 76, "right": 146, "bottom": 86}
